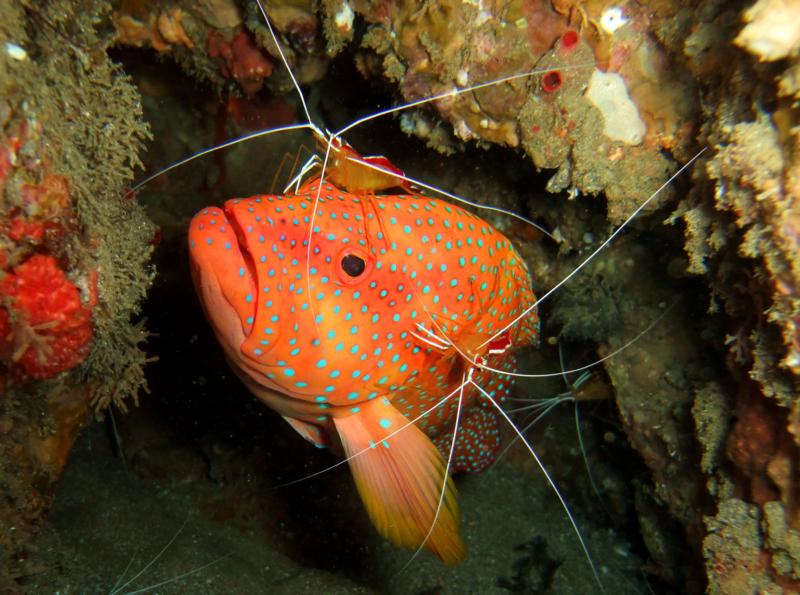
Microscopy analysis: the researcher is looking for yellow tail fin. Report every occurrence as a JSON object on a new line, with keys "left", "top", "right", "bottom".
{"left": 333, "top": 398, "right": 464, "bottom": 565}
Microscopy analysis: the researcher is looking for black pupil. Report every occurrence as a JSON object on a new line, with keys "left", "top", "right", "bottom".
{"left": 341, "top": 254, "right": 366, "bottom": 277}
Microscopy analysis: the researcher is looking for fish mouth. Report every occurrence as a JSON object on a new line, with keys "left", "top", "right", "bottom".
{"left": 188, "top": 204, "right": 258, "bottom": 343}
{"left": 225, "top": 204, "right": 259, "bottom": 316}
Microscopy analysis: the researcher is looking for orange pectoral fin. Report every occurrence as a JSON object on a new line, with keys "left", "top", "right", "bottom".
{"left": 333, "top": 398, "right": 464, "bottom": 565}
{"left": 282, "top": 416, "right": 330, "bottom": 450}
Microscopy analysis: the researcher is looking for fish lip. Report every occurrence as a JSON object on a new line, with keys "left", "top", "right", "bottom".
{"left": 188, "top": 204, "right": 259, "bottom": 348}
{"left": 224, "top": 203, "right": 258, "bottom": 296}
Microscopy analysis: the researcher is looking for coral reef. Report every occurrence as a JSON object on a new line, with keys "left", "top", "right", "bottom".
{"left": 0, "top": 121, "right": 95, "bottom": 383}
{"left": 0, "top": 128, "right": 95, "bottom": 382}
{"left": 113, "top": 7, "right": 195, "bottom": 53}
{"left": 703, "top": 499, "right": 783, "bottom": 594}
{"left": 344, "top": 0, "right": 695, "bottom": 223}
{"left": 0, "top": 254, "right": 94, "bottom": 380}
{"left": 664, "top": 0, "right": 800, "bottom": 591}
{"left": 207, "top": 28, "right": 273, "bottom": 95}
{"left": 0, "top": 0, "right": 154, "bottom": 586}
{"left": 111, "top": 0, "right": 329, "bottom": 95}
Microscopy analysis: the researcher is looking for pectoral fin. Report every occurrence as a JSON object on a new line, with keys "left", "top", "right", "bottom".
{"left": 333, "top": 398, "right": 464, "bottom": 565}
{"left": 282, "top": 416, "right": 329, "bottom": 449}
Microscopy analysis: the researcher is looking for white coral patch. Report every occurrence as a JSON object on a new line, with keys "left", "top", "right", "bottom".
{"left": 585, "top": 69, "right": 646, "bottom": 145}
{"left": 475, "top": 10, "right": 492, "bottom": 26}
{"left": 453, "top": 119, "right": 474, "bottom": 141}
{"left": 599, "top": 7, "right": 628, "bottom": 35}
{"left": 5, "top": 42, "right": 27, "bottom": 61}
{"left": 736, "top": 0, "right": 800, "bottom": 61}
{"left": 334, "top": 1, "right": 354, "bottom": 33}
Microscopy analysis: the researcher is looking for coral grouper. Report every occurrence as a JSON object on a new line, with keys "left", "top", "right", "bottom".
{"left": 188, "top": 176, "right": 539, "bottom": 563}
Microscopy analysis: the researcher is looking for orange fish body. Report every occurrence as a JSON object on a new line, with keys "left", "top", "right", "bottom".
{"left": 188, "top": 177, "right": 539, "bottom": 564}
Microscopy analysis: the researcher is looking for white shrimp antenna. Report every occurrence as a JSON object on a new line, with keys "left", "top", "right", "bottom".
{"left": 254, "top": 0, "right": 315, "bottom": 127}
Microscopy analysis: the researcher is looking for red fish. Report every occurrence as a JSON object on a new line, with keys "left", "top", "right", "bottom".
{"left": 188, "top": 176, "right": 539, "bottom": 564}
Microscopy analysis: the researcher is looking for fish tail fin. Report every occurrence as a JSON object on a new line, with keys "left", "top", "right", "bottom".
{"left": 333, "top": 398, "right": 464, "bottom": 565}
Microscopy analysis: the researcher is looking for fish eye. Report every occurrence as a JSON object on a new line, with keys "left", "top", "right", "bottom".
{"left": 341, "top": 254, "right": 366, "bottom": 277}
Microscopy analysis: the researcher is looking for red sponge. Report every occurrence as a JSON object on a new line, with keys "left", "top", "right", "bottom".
{"left": 0, "top": 254, "right": 94, "bottom": 380}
